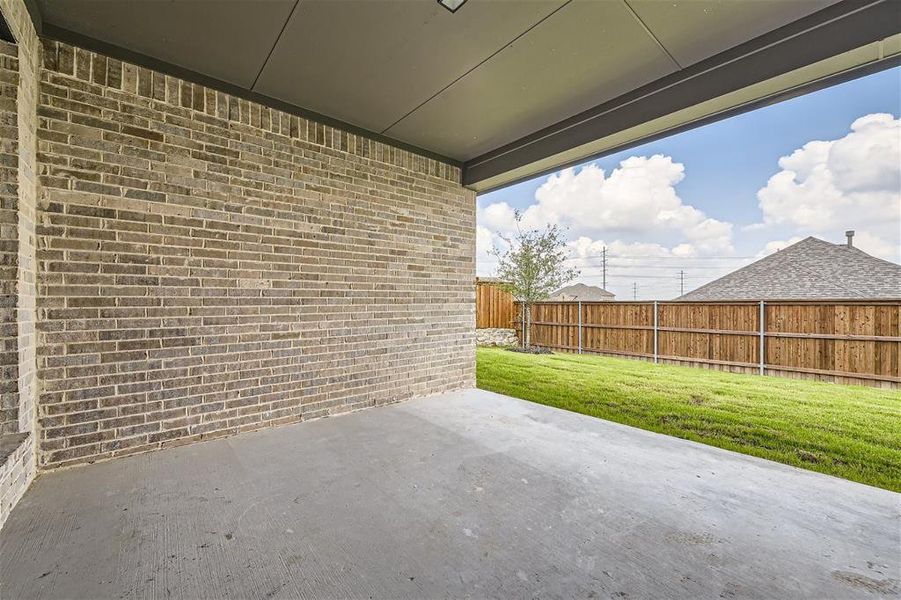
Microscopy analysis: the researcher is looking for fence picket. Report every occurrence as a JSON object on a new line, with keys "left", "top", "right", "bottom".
{"left": 505, "top": 299, "right": 900, "bottom": 388}
{"left": 476, "top": 280, "right": 515, "bottom": 328}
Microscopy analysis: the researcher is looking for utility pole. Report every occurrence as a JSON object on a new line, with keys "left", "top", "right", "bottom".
{"left": 602, "top": 246, "right": 607, "bottom": 291}
{"left": 632, "top": 282, "right": 637, "bottom": 301}
{"left": 679, "top": 270, "right": 685, "bottom": 296}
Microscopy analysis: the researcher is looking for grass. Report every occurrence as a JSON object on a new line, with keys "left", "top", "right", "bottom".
{"left": 476, "top": 347, "right": 901, "bottom": 492}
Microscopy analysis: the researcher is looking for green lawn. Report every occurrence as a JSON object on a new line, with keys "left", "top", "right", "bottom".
{"left": 476, "top": 347, "right": 901, "bottom": 491}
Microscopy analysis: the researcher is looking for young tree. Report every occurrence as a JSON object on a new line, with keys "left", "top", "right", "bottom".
{"left": 491, "top": 213, "right": 579, "bottom": 348}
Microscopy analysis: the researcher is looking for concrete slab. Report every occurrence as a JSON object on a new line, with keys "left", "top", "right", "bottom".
{"left": 1, "top": 389, "right": 898, "bottom": 599}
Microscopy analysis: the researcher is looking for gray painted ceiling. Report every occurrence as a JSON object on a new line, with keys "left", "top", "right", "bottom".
{"left": 37, "top": 0, "right": 839, "bottom": 162}
{"left": 384, "top": 0, "right": 680, "bottom": 159}
{"left": 254, "top": 0, "right": 567, "bottom": 134}
{"left": 627, "top": 0, "right": 840, "bottom": 68}
{"left": 38, "top": 0, "right": 296, "bottom": 88}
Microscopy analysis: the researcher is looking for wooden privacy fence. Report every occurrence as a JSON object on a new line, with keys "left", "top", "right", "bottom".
{"left": 513, "top": 300, "right": 901, "bottom": 388}
{"left": 476, "top": 279, "right": 515, "bottom": 329}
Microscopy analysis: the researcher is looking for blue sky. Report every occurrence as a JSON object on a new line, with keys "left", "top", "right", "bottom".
{"left": 477, "top": 67, "right": 901, "bottom": 300}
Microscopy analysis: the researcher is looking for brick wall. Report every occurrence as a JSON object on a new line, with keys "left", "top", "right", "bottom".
{"left": 0, "top": 40, "right": 19, "bottom": 435}
{"left": 0, "top": 0, "right": 39, "bottom": 528}
{"left": 35, "top": 41, "right": 475, "bottom": 469}
{"left": 0, "top": 431, "right": 31, "bottom": 524}
{"left": 14, "top": 10, "right": 37, "bottom": 442}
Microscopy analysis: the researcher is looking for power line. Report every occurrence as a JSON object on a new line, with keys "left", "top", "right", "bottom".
{"left": 575, "top": 267, "right": 710, "bottom": 278}
{"left": 568, "top": 252, "right": 755, "bottom": 260}
{"left": 601, "top": 263, "right": 737, "bottom": 269}
{"left": 572, "top": 257, "right": 753, "bottom": 263}
{"left": 596, "top": 264, "right": 733, "bottom": 272}
{"left": 480, "top": 255, "right": 754, "bottom": 264}
{"left": 607, "top": 255, "right": 755, "bottom": 260}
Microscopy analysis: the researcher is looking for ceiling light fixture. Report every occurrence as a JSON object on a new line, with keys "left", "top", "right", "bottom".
{"left": 437, "top": 0, "right": 467, "bottom": 13}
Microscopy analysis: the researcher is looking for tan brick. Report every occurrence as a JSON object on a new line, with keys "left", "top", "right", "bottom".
{"left": 0, "top": 31, "right": 477, "bottom": 481}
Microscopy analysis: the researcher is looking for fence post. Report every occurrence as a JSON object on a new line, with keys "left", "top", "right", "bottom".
{"left": 759, "top": 300, "right": 765, "bottom": 376}
{"left": 577, "top": 301, "right": 583, "bottom": 354}
{"left": 653, "top": 300, "right": 658, "bottom": 364}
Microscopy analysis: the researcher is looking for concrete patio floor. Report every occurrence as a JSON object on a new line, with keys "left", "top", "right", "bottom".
{"left": 1, "top": 389, "right": 898, "bottom": 599}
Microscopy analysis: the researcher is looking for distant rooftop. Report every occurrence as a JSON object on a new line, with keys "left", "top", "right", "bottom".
{"left": 551, "top": 283, "right": 615, "bottom": 301}
{"left": 679, "top": 235, "right": 901, "bottom": 301}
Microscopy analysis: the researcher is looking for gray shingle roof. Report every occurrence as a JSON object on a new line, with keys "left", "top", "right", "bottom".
{"left": 551, "top": 283, "right": 615, "bottom": 301}
{"left": 678, "top": 237, "right": 901, "bottom": 301}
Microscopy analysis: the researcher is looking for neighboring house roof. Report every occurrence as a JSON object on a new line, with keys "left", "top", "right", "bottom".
{"left": 678, "top": 236, "right": 901, "bottom": 301}
{"left": 551, "top": 283, "right": 615, "bottom": 301}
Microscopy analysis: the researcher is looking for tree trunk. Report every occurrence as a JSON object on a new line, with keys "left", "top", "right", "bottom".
{"left": 519, "top": 304, "right": 524, "bottom": 348}
{"left": 524, "top": 303, "right": 531, "bottom": 349}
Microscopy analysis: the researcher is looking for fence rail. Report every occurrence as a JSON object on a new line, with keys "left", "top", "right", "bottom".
{"left": 512, "top": 300, "right": 901, "bottom": 388}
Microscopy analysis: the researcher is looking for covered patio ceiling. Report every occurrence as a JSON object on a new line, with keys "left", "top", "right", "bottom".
{"left": 29, "top": 0, "right": 901, "bottom": 190}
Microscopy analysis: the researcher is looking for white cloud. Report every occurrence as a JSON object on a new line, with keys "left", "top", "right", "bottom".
{"left": 478, "top": 201, "right": 518, "bottom": 233}
{"left": 563, "top": 236, "right": 749, "bottom": 299}
{"left": 480, "top": 155, "right": 734, "bottom": 255}
{"left": 476, "top": 225, "right": 494, "bottom": 256}
{"left": 755, "top": 113, "right": 901, "bottom": 261}
{"left": 568, "top": 236, "right": 679, "bottom": 260}
{"left": 477, "top": 114, "right": 901, "bottom": 297}
{"left": 476, "top": 225, "right": 503, "bottom": 277}
{"left": 847, "top": 230, "right": 898, "bottom": 260}
{"left": 476, "top": 154, "right": 740, "bottom": 296}
{"left": 756, "top": 236, "right": 805, "bottom": 258}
